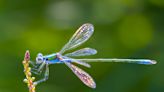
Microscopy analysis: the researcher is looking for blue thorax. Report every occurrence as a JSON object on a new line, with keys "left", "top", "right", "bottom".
{"left": 43, "top": 53, "right": 61, "bottom": 64}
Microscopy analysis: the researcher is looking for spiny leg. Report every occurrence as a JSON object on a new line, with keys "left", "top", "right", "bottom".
{"left": 29, "top": 61, "right": 41, "bottom": 75}
{"left": 34, "top": 64, "right": 49, "bottom": 85}
{"left": 31, "top": 62, "right": 46, "bottom": 75}
{"left": 29, "top": 61, "right": 36, "bottom": 67}
{"left": 31, "top": 68, "right": 41, "bottom": 75}
{"left": 37, "top": 62, "right": 46, "bottom": 73}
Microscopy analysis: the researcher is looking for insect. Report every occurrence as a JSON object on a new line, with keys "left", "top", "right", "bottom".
{"left": 30, "top": 23, "right": 157, "bottom": 89}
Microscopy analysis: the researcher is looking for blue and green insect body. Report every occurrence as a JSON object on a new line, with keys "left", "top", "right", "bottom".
{"left": 44, "top": 53, "right": 61, "bottom": 64}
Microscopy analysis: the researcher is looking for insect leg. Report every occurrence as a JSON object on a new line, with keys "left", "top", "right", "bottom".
{"left": 29, "top": 61, "right": 36, "bottom": 67}
{"left": 38, "top": 62, "right": 46, "bottom": 72}
{"left": 31, "top": 62, "right": 46, "bottom": 75}
{"left": 34, "top": 64, "right": 49, "bottom": 85}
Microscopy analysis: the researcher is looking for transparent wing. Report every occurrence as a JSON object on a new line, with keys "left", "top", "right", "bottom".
{"left": 64, "top": 48, "right": 97, "bottom": 57}
{"left": 62, "top": 56, "right": 91, "bottom": 68}
{"left": 63, "top": 60, "right": 96, "bottom": 88}
{"left": 59, "top": 23, "right": 94, "bottom": 54}
{"left": 74, "top": 59, "right": 157, "bottom": 65}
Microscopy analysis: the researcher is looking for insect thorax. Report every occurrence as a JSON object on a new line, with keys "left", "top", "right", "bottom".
{"left": 45, "top": 53, "right": 57, "bottom": 61}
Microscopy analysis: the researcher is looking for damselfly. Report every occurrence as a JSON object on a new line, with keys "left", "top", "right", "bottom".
{"left": 30, "top": 23, "right": 157, "bottom": 88}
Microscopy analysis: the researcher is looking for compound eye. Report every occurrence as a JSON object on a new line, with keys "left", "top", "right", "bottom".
{"left": 37, "top": 53, "right": 43, "bottom": 57}
{"left": 36, "top": 53, "right": 43, "bottom": 64}
{"left": 37, "top": 57, "right": 43, "bottom": 61}
{"left": 36, "top": 57, "right": 43, "bottom": 64}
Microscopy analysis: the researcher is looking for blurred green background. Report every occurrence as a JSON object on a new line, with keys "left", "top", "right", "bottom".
{"left": 0, "top": 0, "right": 163, "bottom": 92}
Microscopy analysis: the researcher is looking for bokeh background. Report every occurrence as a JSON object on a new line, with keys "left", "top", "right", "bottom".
{"left": 0, "top": 0, "right": 163, "bottom": 92}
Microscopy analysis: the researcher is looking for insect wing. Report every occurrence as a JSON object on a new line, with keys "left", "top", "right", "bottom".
{"left": 59, "top": 23, "right": 94, "bottom": 54}
{"left": 63, "top": 61, "right": 96, "bottom": 88}
{"left": 62, "top": 56, "right": 91, "bottom": 68}
{"left": 64, "top": 48, "right": 97, "bottom": 57}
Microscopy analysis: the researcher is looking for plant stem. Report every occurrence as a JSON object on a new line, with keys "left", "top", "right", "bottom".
{"left": 23, "top": 50, "right": 36, "bottom": 92}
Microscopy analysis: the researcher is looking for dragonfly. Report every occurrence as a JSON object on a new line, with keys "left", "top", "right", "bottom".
{"left": 30, "top": 23, "right": 157, "bottom": 89}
